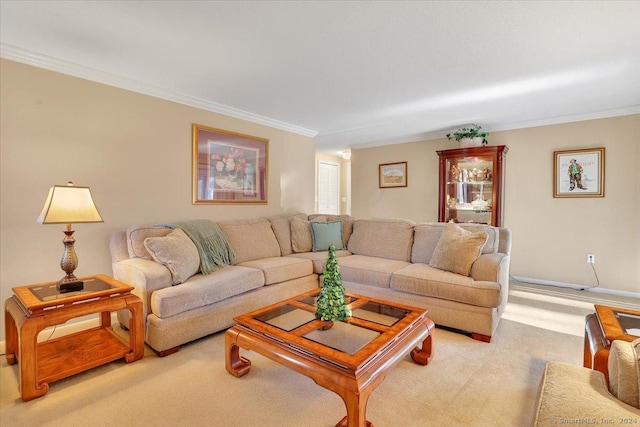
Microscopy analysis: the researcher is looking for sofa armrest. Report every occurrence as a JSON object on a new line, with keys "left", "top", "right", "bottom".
{"left": 532, "top": 362, "right": 640, "bottom": 426}
{"left": 470, "top": 253, "right": 505, "bottom": 282}
{"left": 112, "top": 258, "right": 172, "bottom": 318}
{"left": 471, "top": 253, "right": 510, "bottom": 311}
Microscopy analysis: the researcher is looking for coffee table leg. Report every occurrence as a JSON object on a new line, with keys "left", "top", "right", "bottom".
{"left": 225, "top": 328, "right": 251, "bottom": 377}
{"left": 335, "top": 387, "right": 374, "bottom": 427}
{"left": 410, "top": 318, "right": 435, "bottom": 365}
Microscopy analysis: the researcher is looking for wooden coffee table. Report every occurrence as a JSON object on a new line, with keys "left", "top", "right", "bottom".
{"left": 4, "top": 274, "right": 144, "bottom": 401}
{"left": 225, "top": 290, "right": 434, "bottom": 427}
{"left": 584, "top": 304, "right": 640, "bottom": 381}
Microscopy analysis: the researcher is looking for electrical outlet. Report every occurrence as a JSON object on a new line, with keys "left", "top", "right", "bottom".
{"left": 586, "top": 253, "right": 595, "bottom": 264}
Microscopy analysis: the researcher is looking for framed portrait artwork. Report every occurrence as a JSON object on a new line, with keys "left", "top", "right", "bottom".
{"left": 192, "top": 124, "right": 268, "bottom": 204}
{"left": 379, "top": 162, "right": 408, "bottom": 188}
{"left": 553, "top": 147, "right": 605, "bottom": 198}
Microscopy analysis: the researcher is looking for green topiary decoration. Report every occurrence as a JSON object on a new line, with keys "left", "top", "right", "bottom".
{"left": 315, "top": 244, "right": 351, "bottom": 322}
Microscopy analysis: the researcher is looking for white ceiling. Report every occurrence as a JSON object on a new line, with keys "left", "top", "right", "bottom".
{"left": 2, "top": 1, "right": 640, "bottom": 155}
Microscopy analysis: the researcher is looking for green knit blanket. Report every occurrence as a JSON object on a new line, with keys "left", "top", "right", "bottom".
{"left": 161, "top": 220, "right": 236, "bottom": 274}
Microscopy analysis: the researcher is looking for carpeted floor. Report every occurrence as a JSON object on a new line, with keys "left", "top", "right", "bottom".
{"left": 1, "top": 282, "right": 638, "bottom": 427}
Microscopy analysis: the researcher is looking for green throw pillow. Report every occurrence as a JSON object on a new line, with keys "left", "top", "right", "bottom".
{"left": 310, "top": 220, "right": 345, "bottom": 252}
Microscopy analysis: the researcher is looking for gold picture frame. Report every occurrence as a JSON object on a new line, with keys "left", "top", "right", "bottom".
{"left": 379, "top": 162, "right": 408, "bottom": 188}
{"left": 553, "top": 147, "right": 605, "bottom": 198}
{"left": 193, "top": 124, "right": 268, "bottom": 204}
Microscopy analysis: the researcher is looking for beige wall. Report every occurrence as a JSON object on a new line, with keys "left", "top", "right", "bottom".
{"left": 352, "top": 115, "right": 640, "bottom": 295}
{"left": 0, "top": 59, "right": 316, "bottom": 338}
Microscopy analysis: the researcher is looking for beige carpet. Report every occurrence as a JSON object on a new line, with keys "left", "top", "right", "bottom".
{"left": 1, "top": 282, "right": 638, "bottom": 427}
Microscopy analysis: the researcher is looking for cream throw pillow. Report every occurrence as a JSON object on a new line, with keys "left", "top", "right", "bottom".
{"left": 144, "top": 228, "right": 200, "bottom": 285}
{"left": 429, "top": 222, "right": 488, "bottom": 276}
{"left": 608, "top": 339, "right": 640, "bottom": 408}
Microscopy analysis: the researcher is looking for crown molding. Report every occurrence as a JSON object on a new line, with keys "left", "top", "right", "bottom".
{"left": 0, "top": 44, "right": 318, "bottom": 138}
{"left": 486, "top": 106, "right": 640, "bottom": 135}
{"left": 3, "top": 44, "right": 637, "bottom": 147}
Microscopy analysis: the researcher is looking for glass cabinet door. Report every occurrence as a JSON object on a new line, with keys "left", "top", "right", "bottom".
{"left": 437, "top": 145, "right": 508, "bottom": 226}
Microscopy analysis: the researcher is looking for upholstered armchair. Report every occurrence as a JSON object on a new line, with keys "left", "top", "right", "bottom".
{"left": 532, "top": 338, "right": 640, "bottom": 426}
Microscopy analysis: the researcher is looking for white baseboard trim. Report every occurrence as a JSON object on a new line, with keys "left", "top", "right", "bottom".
{"left": 0, "top": 313, "right": 119, "bottom": 360}
{"left": 512, "top": 276, "right": 640, "bottom": 300}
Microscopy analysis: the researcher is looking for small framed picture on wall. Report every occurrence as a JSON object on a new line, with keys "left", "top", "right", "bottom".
{"left": 379, "top": 162, "right": 408, "bottom": 188}
{"left": 553, "top": 147, "right": 605, "bottom": 198}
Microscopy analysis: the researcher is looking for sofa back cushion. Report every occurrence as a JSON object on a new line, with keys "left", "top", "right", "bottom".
{"left": 268, "top": 213, "right": 308, "bottom": 256}
{"left": 347, "top": 218, "right": 415, "bottom": 262}
{"left": 412, "top": 222, "right": 499, "bottom": 264}
{"left": 219, "top": 218, "right": 281, "bottom": 264}
{"left": 309, "top": 214, "right": 355, "bottom": 247}
{"left": 126, "top": 224, "right": 172, "bottom": 260}
{"left": 608, "top": 338, "right": 640, "bottom": 409}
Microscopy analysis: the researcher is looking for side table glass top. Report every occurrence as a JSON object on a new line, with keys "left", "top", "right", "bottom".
{"left": 616, "top": 311, "right": 640, "bottom": 337}
{"left": 28, "top": 276, "right": 116, "bottom": 302}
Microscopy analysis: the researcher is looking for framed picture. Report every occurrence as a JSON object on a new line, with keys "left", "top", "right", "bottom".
{"left": 553, "top": 147, "right": 605, "bottom": 198}
{"left": 379, "top": 162, "right": 408, "bottom": 188}
{"left": 192, "top": 124, "right": 268, "bottom": 204}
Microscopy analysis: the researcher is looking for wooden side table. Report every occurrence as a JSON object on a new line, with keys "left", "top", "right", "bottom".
{"left": 4, "top": 274, "right": 144, "bottom": 401}
{"left": 584, "top": 304, "right": 640, "bottom": 382}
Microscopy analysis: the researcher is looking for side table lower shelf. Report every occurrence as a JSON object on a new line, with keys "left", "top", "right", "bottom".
{"left": 37, "top": 327, "right": 132, "bottom": 384}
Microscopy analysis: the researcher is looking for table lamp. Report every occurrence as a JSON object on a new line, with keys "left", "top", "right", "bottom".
{"left": 36, "top": 182, "right": 104, "bottom": 292}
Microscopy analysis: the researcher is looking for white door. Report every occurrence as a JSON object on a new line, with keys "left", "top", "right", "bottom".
{"left": 317, "top": 161, "right": 340, "bottom": 214}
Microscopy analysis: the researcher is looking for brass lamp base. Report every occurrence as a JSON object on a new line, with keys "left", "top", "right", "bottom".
{"left": 57, "top": 224, "right": 84, "bottom": 293}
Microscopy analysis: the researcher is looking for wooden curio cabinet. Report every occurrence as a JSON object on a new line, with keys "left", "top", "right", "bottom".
{"left": 436, "top": 145, "right": 508, "bottom": 227}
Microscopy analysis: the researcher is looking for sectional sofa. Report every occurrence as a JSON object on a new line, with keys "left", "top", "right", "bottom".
{"left": 110, "top": 213, "right": 511, "bottom": 355}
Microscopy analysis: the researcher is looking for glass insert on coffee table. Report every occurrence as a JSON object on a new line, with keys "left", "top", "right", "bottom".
{"left": 225, "top": 290, "right": 435, "bottom": 427}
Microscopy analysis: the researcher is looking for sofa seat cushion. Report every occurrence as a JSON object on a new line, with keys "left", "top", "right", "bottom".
{"left": 150, "top": 266, "right": 264, "bottom": 318}
{"left": 390, "top": 263, "right": 500, "bottom": 308}
{"left": 239, "top": 256, "right": 313, "bottom": 285}
{"left": 338, "top": 255, "right": 409, "bottom": 288}
{"left": 532, "top": 362, "right": 640, "bottom": 426}
{"left": 287, "top": 250, "right": 352, "bottom": 274}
